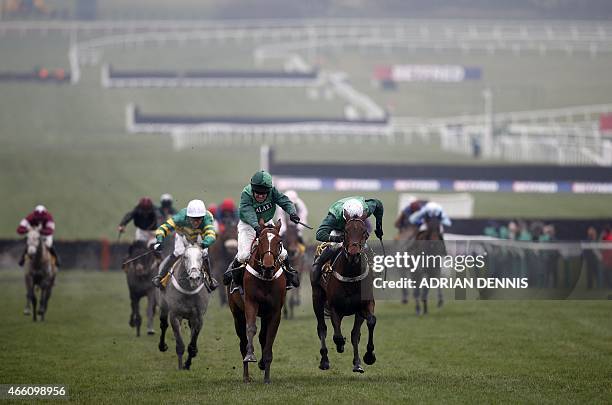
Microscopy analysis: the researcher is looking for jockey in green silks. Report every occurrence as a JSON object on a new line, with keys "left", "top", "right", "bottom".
{"left": 222, "top": 170, "right": 302, "bottom": 289}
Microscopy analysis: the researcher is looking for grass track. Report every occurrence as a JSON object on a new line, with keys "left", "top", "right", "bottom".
{"left": 0, "top": 269, "right": 610, "bottom": 403}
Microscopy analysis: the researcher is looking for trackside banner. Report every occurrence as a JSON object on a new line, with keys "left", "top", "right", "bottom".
{"left": 375, "top": 65, "right": 482, "bottom": 82}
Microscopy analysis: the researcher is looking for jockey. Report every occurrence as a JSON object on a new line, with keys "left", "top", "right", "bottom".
{"left": 408, "top": 201, "right": 452, "bottom": 232}
{"left": 394, "top": 198, "right": 427, "bottom": 232}
{"left": 152, "top": 199, "right": 218, "bottom": 291}
{"left": 219, "top": 198, "right": 238, "bottom": 222}
{"left": 223, "top": 170, "right": 302, "bottom": 289}
{"left": 118, "top": 197, "right": 161, "bottom": 251}
{"left": 277, "top": 189, "right": 309, "bottom": 243}
{"left": 159, "top": 193, "right": 177, "bottom": 220}
{"left": 17, "top": 205, "right": 61, "bottom": 267}
{"left": 312, "top": 196, "right": 384, "bottom": 284}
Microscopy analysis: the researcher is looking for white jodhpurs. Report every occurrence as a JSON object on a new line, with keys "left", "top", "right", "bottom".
{"left": 173, "top": 234, "right": 208, "bottom": 257}
{"left": 135, "top": 228, "right": 156, "bottom": 247}
{"left": 237, "top": 220, "right": 287, "bottom": 263}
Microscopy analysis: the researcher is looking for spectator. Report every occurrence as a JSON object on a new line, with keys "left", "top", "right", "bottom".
{"left": 584, "top": 226, "right": 602, "bottom": 289}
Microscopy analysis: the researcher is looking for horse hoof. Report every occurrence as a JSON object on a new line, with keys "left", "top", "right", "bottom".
{"left": 264, "top": 379, "right": 271, "bottom": 385}
{"left": 23, "top": 309, "right": 31, "bottom": 316}
{"left": 363, "top": 351, "right": 376, "bottom": 365}
{"left": 243, "top": 354, "right": 257, "bottom": 363}
{"left": 159, "top": 343, "right": 168, "bottom": 352}
{"left": 147, "top": 329, "right": 155, "bottom": 336}
{"left": 243, "top": 377, "right": 252, "bottom": 384}
{"left": 319, "top": 360, "right": 330, "bottom": 370}
{"left": 353, "top": 365, "right": 365, "bottom": 373}
{"left": 258, "top": 360, "right": 265, "bottom": 370}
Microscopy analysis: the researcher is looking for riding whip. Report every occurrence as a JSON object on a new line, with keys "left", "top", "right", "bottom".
{"left": 298, "top": 221, "right": 313, "bottom": 230}
{"left": 379, "top": 237, "right": 388, "bottom": 285}
{"left": 122, "top": 249, "right": 155, "bottom": 266}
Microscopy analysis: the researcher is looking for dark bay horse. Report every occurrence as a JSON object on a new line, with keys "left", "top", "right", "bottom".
{"left": 282, "top": 221, "right": 304, "bottom": 319}
{"left": 210, "top": 217, "right": 238, "bottom": 307}
{"left": 123, "top": 241, "right": 159, "bottom": 337}
{"left": 413, "top": 216, "right": 446, "bottom": 315}
{"left": 158, "top": 243, "right": 211, "bottom": 370}
{"left": 24, "top": 228, "right": 56, "bottom": 322}
{"left": 228, "top": 219, "right": 286, "bottom": 384}
{"left": 311, "top": 214, "right": 377, "bottom": 373}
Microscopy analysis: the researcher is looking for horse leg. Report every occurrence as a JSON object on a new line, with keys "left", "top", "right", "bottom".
{"left": 363, "top": 309, "right": 377, "bottom": 366}
{"left": 184, "top": 315, "right": 202, "bottom": 370}
{"left": 351, "top": 314, "right": 365, "bottom": 373}
{"left": 243, "top": 300, "right": 258, "bottom": 363}
{"left": 330, "top": 309, "right": 346, "bottom": 354}
{"left": 232, "top": 309, "right": 251, "bottom": 383}
{"left": 414, "top": 273, "right": 422, "bottom": 316}
{"left": 258, "top": 316, "right": 268, "bottom": 371}
{"left": 38, "top": 285, "right": 51, "bottom": 321}
{"left": 262, "top": 311, "right": 281, "bottom": 384}
{"left": 24, "top": 273, "right": 32, "bottom": 315}
{"left": 437, "top": 286, "right": 444, "bottom": 308}
{"left": 312, "top": 287, "right": 330, "bottom": 370}
{"left": 146, "top": 289, "right": 156, "bottom": 335}
{"left": 169, "top": 314, "right": 185, "bottom": 369}
{"left": 130, "top": 293, "right": 142, "bottom": 337}
{"left": 29, "top": 285, "right": 37, "bottom": 322}
{"left": 422, "top": 281, "right": 429, "bottom": 315}
{"left": 158, "top": 300, "right": 169, "bottom": 352}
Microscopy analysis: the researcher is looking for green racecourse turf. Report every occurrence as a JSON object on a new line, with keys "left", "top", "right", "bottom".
{"left": 2, "top": 32, "right": 612, "bottom": 240}
{"left": 0, "top": 269, "right": 610, "bottom": 404}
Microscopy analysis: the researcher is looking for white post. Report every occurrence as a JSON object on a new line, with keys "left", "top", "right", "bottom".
{"left": 482, "top": 88, "right": 493, "bottom": 157}
{"left": 260, "top": 145, "right": 270, "bottom": 171}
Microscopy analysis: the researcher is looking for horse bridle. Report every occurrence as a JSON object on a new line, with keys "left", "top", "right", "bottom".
{"left": 342, "top": 217, "right": 369, "bottom": 255}
{"left": 249, "top": 228, "right": 283, "bottom": 273}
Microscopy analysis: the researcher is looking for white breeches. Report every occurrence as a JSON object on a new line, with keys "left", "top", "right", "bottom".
{"left": 237, "top": 220, "right": 287, "bottom": 263}
{"left": 135, "top": 229, "right": 156, "bottom": 246}
{"left": 173, "top": 234, "right": 208, "bottom": 257}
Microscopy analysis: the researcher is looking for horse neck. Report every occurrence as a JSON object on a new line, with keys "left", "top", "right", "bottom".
{"left": 32, "top": 239, "right": 46, "bottom": 269}
{"left": 336, "top": 250, "right": 364, "bottom": 276}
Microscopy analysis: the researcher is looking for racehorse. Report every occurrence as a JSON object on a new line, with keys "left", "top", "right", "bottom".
{"left": 412, "top": 215, "right": 446, "bottom": 315}
{"left": 210, "top": 216, "right": 238, "bottom": 307}
{"left": 158, "top": 242, "right": 211, "bottom": 370}
{"left": 24, "top": 228, "right": 56, "bottom": 322}
{"left": 227, "top": 219, "right": 286, "bottom": 384}
{"left": 123, "top": 241, "right": 159, "bottom": 337}
{"left": 282, "top": 221, "right": 304, "bottom": 319}
{"left": 311, "top": 213, "right": 377, "bottom": 373}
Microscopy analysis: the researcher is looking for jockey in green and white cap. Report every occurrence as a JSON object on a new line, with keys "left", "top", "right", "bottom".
{"left": 312, "top": 196, "right": 384, "bottom": 284}
{"left": 223, "top": 170, "right": 302, "bottom": 289}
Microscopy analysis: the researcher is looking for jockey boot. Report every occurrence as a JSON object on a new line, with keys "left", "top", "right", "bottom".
{"left": 283, "top": 257, "right": 300, "bottom": 289}
{"left": 223, "top": 257, "right": 245, "bottom": 287}
{"left": 312, "top": 245, "right": 339, "bottom": 285}
{"left": 203, "top": 256, "right": 219, "bottom": 291}
{"left": 49, "top": 246, "right": 61, "bottom": 267}
{"left": 152, "top": 254, "right": 177, "bottom": 288}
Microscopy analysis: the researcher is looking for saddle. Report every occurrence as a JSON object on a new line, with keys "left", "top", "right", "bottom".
{"left": 315, "top": 242, "right": 340, "bottom": 286}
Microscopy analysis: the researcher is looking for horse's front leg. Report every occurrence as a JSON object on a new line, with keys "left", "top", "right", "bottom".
{"left": 330, "top": 307, "right": 345, "bottom": 353}
{"left": 184, "top": 314, "right": 202, "bottom": 370}
{"left": 351, "top": 314, "right": 365, "bottom": 373}
{"left": 26, "top": 276, "right": 37, "bottom": 322}
{"left": 158, "top": 301, "right": 169, "bottom": 352}
{"left": 262, "top": 311, "right": 281, "bottom": 384}
{"left": 169, "top": 313, "right": 185, "bottom": 369}
{"left": 243, "top": 298, "right": 258, "bottom": 363}
{"left": 312, "top": 286, "right": 330, "bottom": 370}
{"left": 363, "top": 303, "right": 377, "bottom": 366}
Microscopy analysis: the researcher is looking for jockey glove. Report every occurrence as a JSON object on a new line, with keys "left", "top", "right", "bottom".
{"left": 254, "top": 226, "right": 261, "bottom": 237}
{"left": 329, "top": 234, "right": 344, "bottom": 243}
{"left": 153, "top": 242, "right": 162, "bottom": 252}
{"left": 375, "top": 226, "right": 384, "bottom": 240}
{"left": 289, "top": 213, "right": 300, "bottom": 224}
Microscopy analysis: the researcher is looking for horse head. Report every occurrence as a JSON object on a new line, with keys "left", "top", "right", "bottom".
{"left": 423, "top": 215, "right": 443, "bottom": 241}
{"left": 26, "top": 228, "right": 41, "bottom": 257}
{"left": 182, "top": 243, "right": 204, "bottom": 289}
{"left": 252, "top": 218, "right": 283, "bottom": 279}
{"left": 343, "top": 213, "right": 369, "bottom": 258}
{"left": 283, "top": 220, "right": 301, "bottom": 260}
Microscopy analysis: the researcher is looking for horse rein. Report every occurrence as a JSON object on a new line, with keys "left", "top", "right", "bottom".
{"left": 342, "top": 217, "right": 369, "bottom": 254}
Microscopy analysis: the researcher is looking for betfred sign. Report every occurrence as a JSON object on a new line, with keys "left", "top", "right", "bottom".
{"left": 374, "top": 65, "right": 482, "bottom": 83}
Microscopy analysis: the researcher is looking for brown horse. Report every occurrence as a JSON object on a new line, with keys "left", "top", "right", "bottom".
{"left": 282, "top": 221, "right": 304, "bottom": 319}
{"left": 24, "top": 228, "right": 56, "bottom": 322}
{"left": 413, "top": 216, "right": 446, "bottom": 315}
{"left": 227, "top": 218, "right": 286, "bottom": 384}
{"left": 123, "top": 241, "right": 159, "bottom": 337}
{"left": 311, "top": 214, "right": 377, "bottom": 373}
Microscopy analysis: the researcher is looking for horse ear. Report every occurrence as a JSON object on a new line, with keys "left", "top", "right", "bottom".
{"left": 360, "top": 212, "right": 368, "bottom": 221}
{"left": 276, "top": 218, "right": 282, "bottom": 231}
{"left": 258, "top": 218, "right": 265, "bottom": 228}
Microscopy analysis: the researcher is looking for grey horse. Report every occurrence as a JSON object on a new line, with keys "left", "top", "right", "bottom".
{"left": 158, "top": 243, "right": 211, "bottom": 370}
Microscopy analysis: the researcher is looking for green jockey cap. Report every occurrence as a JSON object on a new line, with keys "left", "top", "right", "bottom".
{"left": 250, "top": 170, "right": 273, "bottom": 193}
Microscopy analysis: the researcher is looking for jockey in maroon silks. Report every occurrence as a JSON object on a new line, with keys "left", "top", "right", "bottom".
{"left": 17, "top": 205, "right": 61, "bottom": 267}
